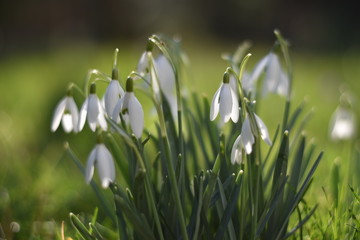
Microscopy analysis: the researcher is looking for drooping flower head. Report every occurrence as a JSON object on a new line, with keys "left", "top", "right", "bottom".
{"left": 137, "top": 40, "right": 177, "bottom": 120}
{"left": 329, "top": 107, "right": 357, "bottom": 141}
{"left": 85, "top": 137, "right": 115, "bottom": 188}
{"left": 112, "top": 77, "right": 144, "bottom": 138}
{"left": 153, "top": 54, "right": 177, "bottom": 119}
{"left": 104, "top": 68, "right": 124, "bottom": 119}
{"left": 210, "top": 71, "right": 239, "bottom": 123}
{"left": 51, "top": 89, "right": 79, "bottom": 133}
{"left": 231, "top": 112, "right": 272, "bottom": 164}
{"left": 78, "top": 83, "right": 107, "bottom": 132}
{"left": 246, "top": 52, "right": 289, "bottom": 97}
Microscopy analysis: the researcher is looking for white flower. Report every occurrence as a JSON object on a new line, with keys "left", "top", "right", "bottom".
{"left": 231, "top": 113, "right": 272, "bottom": 164}
{"left": 137, "top": 52, "right": 177, "bottom": 119}
{"left": 85, "top": 143, "right": 115, "bottom": 188}
{"left": 112, "top": 79, "right": 144, "bottom": 138}
{"left": 210, "top": 78, "right": 239, "bottom": 123}
{"left": 153, "top": 54, "right": 177, "bottom": 119}
{"left": 246, "top": 52, "right": 289, "bottom": 97}
{"left": 78, "top": 84, "right": 107, "bottom": 132}
{"left": 254, "top": 114, "right": 272, "bottom": 146}
{"left": 104, "top": 79, "right": 124, "bottom": 118}
{"left": 137, "top": 51, "right": 150, "bottom": 76}
{"left": 329, "top": 107, "right": 357, "bottom": 141}
{"left": 51, "top": 95, "right": 79, "bottom": 133}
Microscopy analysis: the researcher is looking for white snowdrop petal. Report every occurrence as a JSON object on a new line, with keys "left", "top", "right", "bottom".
{"left": 111, "top": 98, "right": 123, "bottom": 123}
{"left": 85, "top": 147, "right": 97, "bottom": 184}
{"left": 61, "top": 114, "right": 73, "bottom": 133}
{"left": 137, "top": 51, "right": 149, "bottom": 74}
{"left": 87, "top": 95, "right": 100, "bottom": 126}
{"left": 97, "top": 144, "right": 115, "bottom": 188}
{"left": 264, "top": 53, "right": 281, "bottom": 93}
{"left": 121, "top": 93, "right": 130, "bottom": 111}
{"left": 254, "top": 114, "right": 272, "bottom": 146}
{"left": 128, "top": 93, "right": 144, "bottom": 138}
{"left": 78, "top": 98, "right": 89, "bottom": 132}
{"left": 276, "top": 71, "right": 289, "bottom": 97}
{"left": 210, "top": 87, "right": 221, "bottom": 121}
{"left": 330, "top": 108, "right": 356, "bottom": 140}
{"left": 230, "top": 88, "right": 239, "bottom": 123}
{"left": 51, "top": 97, "right": 67, "bottom": 132}
{"left": 219, "top": 84, "right": 232, "bottom": 123}
{"left": 247, "top": 54, "right": 269, "bottom": 88}
{"left": 67, "top": 97, "right": 79, "bottom": 133}
{"left": 97, "top": 101, "right": 108, "bottom": 131}
{"left": 150, "top": 63, "right": 160, "bottom": 97}
{"left": 155, "top": 55, "right": 176, "bottom": 93}
{"left": 88, "top": 121, "right": 97, "bottom": 132}
{"left": 231, "top": 134, "right": 243, "bottom": 165}
{"left": 242, "top": 117, "right": 254, "bottom": 154}
{"left": 105, "top": 80, "right": 124, "bottom": 117}
{"left": 229, "top": 75, "right": 238, "bottom": 94}
{"left": 155, "top": 55, "right": 177, "bottom": 113}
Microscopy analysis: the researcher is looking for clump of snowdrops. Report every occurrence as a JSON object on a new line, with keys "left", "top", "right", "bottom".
{"left": 51, "top": 30, "right": 323, "bottom": 240}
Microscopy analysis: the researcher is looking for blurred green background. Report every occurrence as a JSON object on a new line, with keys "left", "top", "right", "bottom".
{"left": 0, "top": 0, "right": 359, "bottom": 238}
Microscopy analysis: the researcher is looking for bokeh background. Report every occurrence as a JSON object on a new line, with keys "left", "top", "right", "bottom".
{"left": 0, "top": 0, "right": 359, "bottom": 238}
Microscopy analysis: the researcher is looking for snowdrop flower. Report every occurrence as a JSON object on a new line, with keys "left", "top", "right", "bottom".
{"left": 104, "top": 68, "right": 125, "bottom": 118}
{"left": 231, "top": 113, "right": 272, "bottom": 164}
{"left": 112, "top": 77, "right": 144, "bottom": 138}
{"left": 137, "top": 51, "right": 150, "bottom": 76}
{"left": 246, "top": 52, "right": 289, "bottom": 97}
{"left": 154, "top": 55, "right": 176, "bottom": 101}
{"left": 210, "top": 72, "right": 239, "bottom": 123}
{"left": 78, "top": 83, "right": 107, "bottom": 132}
{"left": 137, "top": 49, "right": 177, "bottom": 119}
{"left": 85, "top": 142, "right": 115, "bottom": 188}
{"left": 51, "top": 91, "right": 79, "bottom": 133}
{"left": 329, "top": 106, "right": 357, "bottom": 141}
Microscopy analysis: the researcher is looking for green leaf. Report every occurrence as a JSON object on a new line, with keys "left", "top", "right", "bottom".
{"left": 214, "top": 170, "right": 244, "bottom": 240}
{"left": 69, "top": 213, "right": 94, "bottom": 240}
{"left": 114, "top": 195, "right": 156, "bottom": 240}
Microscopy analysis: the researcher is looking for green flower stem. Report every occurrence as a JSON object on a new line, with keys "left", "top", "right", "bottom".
{"left": 161, "top": 135, "right": 189, "bottom": 240}
{"left": 67, "top": 83, "right": 86, "bottom": 98}
{"left": 147, "top": 53, "right": 189, "bottom": 240}
{"left": 247, "top": 155, "right": 256, "bottom": 240}
{"left": 253, "top": 140, "right": 263, "bottom": 239}
{"left": 274, "top": 30, "right": 293, "bottom": 132}
{"left": 227, "top": 53, "right": 252, "bottom": 119}
{"left": 107, "top": 121, "right": 164, "bottom": 240}
{"left": 127, "top": 146, "right": 164, "bottom": 240}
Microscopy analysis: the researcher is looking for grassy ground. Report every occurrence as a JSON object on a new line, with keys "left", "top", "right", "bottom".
{"left": 0, "top": 36, "right": 359, "bottom": 238}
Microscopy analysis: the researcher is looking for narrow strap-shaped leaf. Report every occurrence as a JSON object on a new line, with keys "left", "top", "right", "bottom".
{"left": 89, "top": 223, "right": 104, "bottom": 240}
{"left": 114, "top": 195, "right": 156, "bottom": 240}
{"left": 271, "top": 131, "right": 289, "bottom": 197}
{"left": 286, "top": 101, "right": 305, "bottom": 131}
{"left": 287, "top": 136, "right": 306, "bottom": 201}
{"left": 216, "top": 177, "right": 237, "bottom": 240}
{"left": 282, "top": 205, "right": 317, "bottom": 239}
{"left": 214, "top": 170, "right": 244, "bottom": 240}
{"left": 275, "top": 152, "right": 323, "bottom": 240}
{"left": 268, "top": 130, "right": 289, "bottom": 236}
{"left": 256, "top": 176, "right": 288, "bottom": 238}
{"left": 193, "top": 175, "right": 205, "bottom": 240}
{"left": 70, "top": 213, "right": 94, "bottom": 240}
